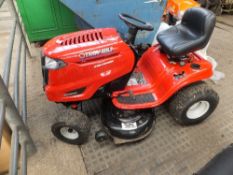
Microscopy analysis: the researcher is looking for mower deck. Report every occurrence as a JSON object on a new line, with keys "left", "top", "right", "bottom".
{"left": 111, "top": 122, "right": 154, "bottom": 144}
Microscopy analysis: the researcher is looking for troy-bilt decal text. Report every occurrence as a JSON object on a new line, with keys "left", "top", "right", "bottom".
{"left": 79, "top": 47, "right": 113, "bottom": 62}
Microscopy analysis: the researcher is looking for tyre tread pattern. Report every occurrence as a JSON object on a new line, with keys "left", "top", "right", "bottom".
{"left": 168, "top": 81, "right": 219, "bottom": 125}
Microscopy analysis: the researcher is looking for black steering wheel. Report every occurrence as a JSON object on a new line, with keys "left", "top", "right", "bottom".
{"left": 119, "top": 13, "right": 154, "bottom": 31}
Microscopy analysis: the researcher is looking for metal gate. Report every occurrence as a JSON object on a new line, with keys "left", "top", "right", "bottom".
{"left": 0, "top": 0, "right": 36, "bottom": 175}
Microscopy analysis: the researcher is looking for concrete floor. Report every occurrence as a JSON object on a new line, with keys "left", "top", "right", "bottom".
{"left": 1, "top": 2, "right": 233, "bottom": 175}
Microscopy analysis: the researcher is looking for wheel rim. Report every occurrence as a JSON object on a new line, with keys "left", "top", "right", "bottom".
{"left": 186, "top": 101, "right": 210, "bottom": 119}
{"left": 60, "top": 126, "right": 79, "bottom": 140}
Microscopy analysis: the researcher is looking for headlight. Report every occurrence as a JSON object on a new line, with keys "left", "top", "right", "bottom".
{"left": 44, "top": 57, "right": 66, "bottom": 70}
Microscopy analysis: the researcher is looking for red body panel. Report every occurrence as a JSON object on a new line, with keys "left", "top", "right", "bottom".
{"left": 42, "top": 29, "right": 213, "bottom": 110}
{"left": 43, "top": 28, "right": 135, "bottom": 102}
{"left": 112, "top": 45, "right": 213, "bottom": 109}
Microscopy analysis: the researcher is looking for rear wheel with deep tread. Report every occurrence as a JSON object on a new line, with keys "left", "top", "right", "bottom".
{"left": 51, "top": 109, "right": 90, "bottom": 145}
{"left": 168, "top": 82, "right": 219, "bottom": 125}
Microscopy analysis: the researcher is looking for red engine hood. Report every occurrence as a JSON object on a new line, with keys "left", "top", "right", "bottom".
{"left": 42, "top": 28, "right": 123, "bottom": 63}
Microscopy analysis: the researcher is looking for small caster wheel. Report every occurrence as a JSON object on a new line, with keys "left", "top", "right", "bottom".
{"left": 95, "top": 130, "right": 108, "bottom": 142}
{"left": 52, "top": 110, "right": 90, "bottom": 145}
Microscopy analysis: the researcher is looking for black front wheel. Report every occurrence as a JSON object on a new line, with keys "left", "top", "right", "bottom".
{"left": 168, "top": 82, "right": 219, "bottom": 125}
{"left": 52, "top": 110, "right": 90, "bottom": 145}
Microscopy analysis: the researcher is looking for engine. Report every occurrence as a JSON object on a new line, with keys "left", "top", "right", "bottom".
{"left": 42, "top": 28, "right": 135, "bottom": 102}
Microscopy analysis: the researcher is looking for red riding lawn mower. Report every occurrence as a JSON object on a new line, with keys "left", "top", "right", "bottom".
{"left": 41, "top": 8, "right": 219, "bottom": 145}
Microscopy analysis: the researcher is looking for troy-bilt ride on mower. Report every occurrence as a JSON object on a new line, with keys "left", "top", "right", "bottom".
{"left": 41, "top": 8, "right": 219, "bottom": 145}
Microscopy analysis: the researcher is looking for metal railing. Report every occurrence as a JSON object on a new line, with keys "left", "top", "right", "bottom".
{"left": 0, "top": 0, "right": 36, "bottom": 175}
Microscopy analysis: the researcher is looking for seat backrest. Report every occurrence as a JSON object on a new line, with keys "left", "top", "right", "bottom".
{"left": 156, "top": 8, "right": 216, "bottom": 57}
{"left": 181, "top": 8, "right": 216, "bottom": 45}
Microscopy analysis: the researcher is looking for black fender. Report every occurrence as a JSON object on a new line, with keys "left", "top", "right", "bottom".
{"left": 196, "top": 144, "right": 233, "bottom": 175}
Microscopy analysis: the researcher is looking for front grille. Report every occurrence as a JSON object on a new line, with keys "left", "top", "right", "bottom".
{"left": 60, "top": 31, "right": 103, "bottom": 46}
{"left": 41, "top": 56, "right": 48, "bottom": 86}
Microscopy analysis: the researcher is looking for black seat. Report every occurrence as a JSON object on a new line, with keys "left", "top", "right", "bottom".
{"left": 157, "top": 8, "right": 216, "bottom": 57}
